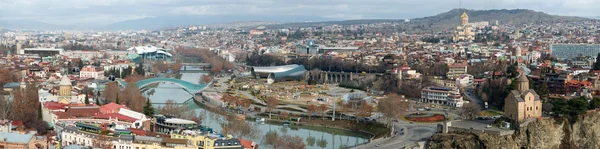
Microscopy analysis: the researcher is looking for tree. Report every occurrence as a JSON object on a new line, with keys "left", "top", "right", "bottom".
{"left": 102, "top": 82, "right": 120, "bottom": 102}
{"left": 171, "top": 61, "right": 182, "bottom": 73}
{"left": 262, "top": 131, "right": 306, "bottom": 149}
{"left": 143, "top": 98, "right": 155, "bottom": 117}
{"left": 266, "top": 97, "right": 279, "bottom": 119}
{"left": 590, "top": 98, "right": 600, "bottom": 110}
{"left": 460, "top": 103, "right": 481, "bottom": 120}
{"left": 115, "top": 93, "right": 120, "bottom": 104}
{"left": 0, "top": 95, "right": 12, "bottom": 120}
{"left": 160, "top": 99, "right": 203, "bottom": 125}
{"left": 280, "top": 112, "right": 289, "bottom": 120}
{"left": 12, "top": 85, "right": 40, "bottom": 124}
{"left": 319, "top": 104, "right": 328, "bottom": 120}
{"left": 220, "top": 119, "right": 260, "bottom": 139}
{"left": 124, "top": 73, "right": 145, "bottom": 83}
{"left": 92, "top": 134, "right": 113, "bottom": 149}
{"left": 154, "top": 60, "right": 168, "bottom": 73}
{"left": 200, "top": 74, "right": 212, "bottom": 84}
{"left": 135, "top": 62, "right": 145, "bottom": 76}
{"left": 120, "top": 82, "right": 146, "bottom": 112}
{"left": 594, "top": 53, "right": 600, "bottom": 70}
{"left": 84, "top": 93, "right": 90, "bottom": 104}
{"left": 307, "top": 104, "right": 317, "bottom": 120}
{"left": 356, "top": 101, "right": 373, "bottom": 119}
{"left": 378, "top": 94, "right": 408, "bottom": 128}
{"left": 210, "top": 58, "right": 224, "bottom": 74}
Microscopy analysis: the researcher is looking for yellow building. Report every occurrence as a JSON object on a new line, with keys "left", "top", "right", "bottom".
{"left": 132, "top": 136, "right": 195, "bottom": 149}
{"left": 504, "top": 72, "right": 542, "bottom": 122}
{"left": 454, "top": 12, "right": 475, "bottom": 41}
{"left": 171, "top": 133, "right": 243, "bottom": 149}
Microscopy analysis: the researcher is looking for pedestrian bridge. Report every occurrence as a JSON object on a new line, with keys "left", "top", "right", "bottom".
{"left": 118, "top": 78, "right": 208, "bottom": 94}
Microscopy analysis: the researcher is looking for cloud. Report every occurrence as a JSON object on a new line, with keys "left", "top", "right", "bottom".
{"left": 0, "top": 0, "right": 598, "bottom": 26}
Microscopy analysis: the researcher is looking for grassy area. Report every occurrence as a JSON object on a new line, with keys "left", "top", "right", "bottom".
{"left": 480, "top": 109, "right": 504, "bottom": 117}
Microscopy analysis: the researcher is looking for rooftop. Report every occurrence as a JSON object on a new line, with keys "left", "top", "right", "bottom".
{"left": 0, "top": 132, "right": 34, "bottom": 144}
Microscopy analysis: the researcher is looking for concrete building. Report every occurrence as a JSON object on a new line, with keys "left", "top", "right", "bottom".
{"left": 504, "top": 72, "right": 542, "bottom": 122}
{"left": 0, "top": 120, "right": 12, "bottom": 133}
{"left": 453, "top": 12, "right": 475, "bottom": 41}
{"left": 22, "top": 48, "right": 64, "bottom": 57}
{"left": 0, "top": 131, "right": 47, "bottom": 149}
{"left": 421, "top": 86, "right": 464, "bottom": 107}
{"left": 455, "top": 74, "right": 474, "bottom": 88}
{"left": 447, "top": 64, "right": 468, "bottom": 79}
{"left": 551, "top": 44, "right": 600, "bottom": 59}
{"left": 80, "top": 65, "right": 103, "bottom": 79}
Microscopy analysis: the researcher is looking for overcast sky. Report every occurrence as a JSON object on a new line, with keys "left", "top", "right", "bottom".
{"left": 0, "top": 0, "right": 597, "bottom": 26}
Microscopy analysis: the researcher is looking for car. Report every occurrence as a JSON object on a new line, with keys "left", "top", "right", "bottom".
{"left": 400, "top": 128, "right": 404, "bottom": 131}
{"left": 486, "top": 125, "right": 492, "bottom": 128}
{"left": 400, "top": 132, "right": 404, "bottom": 135}
{"left": 375, "top": 144, "right": 381, "bottom": 147}
{"left": 417, "top": 108, "right": 424, "bottom": 111}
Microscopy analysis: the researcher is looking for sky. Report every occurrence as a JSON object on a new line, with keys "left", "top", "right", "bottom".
{"left": 0, "top": 0, "right": 598, "bottom": 26}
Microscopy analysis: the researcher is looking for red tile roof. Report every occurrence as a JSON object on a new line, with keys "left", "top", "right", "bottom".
{"left": 93, "top": 113, "right": 138, "bottom": 122}
{"left": 100, "top": 102, "right": 128, "bottom": 113}
{"left": 43, "top": 102, "right": 67, "bottom": 110}
{"left": 12, "top": 120, "right": 24, "bottom": 127}
{"left": 239, "top": 139, "right": 256, "bottom": 149}
{"left": 54, "top": 106, "right": 100, "bottom": 119}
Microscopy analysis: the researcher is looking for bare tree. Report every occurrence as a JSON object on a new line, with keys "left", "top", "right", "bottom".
{"left": 221, "top": 119, "right": 260, "bottom": 139}
{"left": 319, "top": 104, "right": 328, "bottom": 120}
{"left": 378, "top": 94, "right": 408, "bottom": 128}
{"left": 200, "top": 74, "right": 212, "bottom": 84}
{"left": 262, "top": 131, "right": 306, "bottom": 149}
{"left": 460, "top": 103, "right": 481, "bottom": 120}
{"left": 307, "top": 104, "right": 317, "bottom": 120}
{"left": 280, "top": 112, "right": 289, "bottom": 120}
{"left": 0, "top": 95, "right": 12, "bottom": 120}
{"left": 266, "top": 97, "right": 279, "bottom": 119}
{"left": 102, "top": 82, "right": 120, "bottom": 102}
{"left": 92, "top": 134, "right": 113, "bottom": 149}
{"left": 160, "top": 99, "right": 203, "bottom": 125}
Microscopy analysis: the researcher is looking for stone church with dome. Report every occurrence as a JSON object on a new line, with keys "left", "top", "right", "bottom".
{"left": 504, "top": 70, "right": 542, "bottom": 122}
{"left": 42, "top": 76, "right": 84, "bottom": 104}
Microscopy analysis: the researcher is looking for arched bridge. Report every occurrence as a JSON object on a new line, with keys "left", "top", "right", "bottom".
{"left": 118, "top": 78, "right": 208, "bottom": 94}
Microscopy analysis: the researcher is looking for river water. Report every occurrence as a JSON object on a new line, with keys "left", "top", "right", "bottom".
{"left": 144, "top": 71, "right": 369, "bottom": 149}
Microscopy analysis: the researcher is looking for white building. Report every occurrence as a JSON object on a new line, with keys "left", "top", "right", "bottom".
{"left": 80, "top": 65, "right": 104, "bottom": 79}
{"left": 61, "top": 127, "right": 95, "bottom": 147}
{"left": 0, "top": 120, "right": 12, "bottom": 133}
{"left": 421, "top": 86, "right": 464, "bottom": 107}
{"left": 455, "top": 74, "right": 474, "bottom": 88}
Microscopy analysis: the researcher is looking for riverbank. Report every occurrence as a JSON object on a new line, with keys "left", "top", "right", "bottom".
{"left": 194, "top": 95, "right": 388, "bottom": 139}
{"left": 261, "top": 116, "right": 390, "bottom": 139}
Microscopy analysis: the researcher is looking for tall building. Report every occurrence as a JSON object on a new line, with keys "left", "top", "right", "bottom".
{"left": 453, "top": 12, "right": 475, "bottom": 41}
{"left": 504, "top": 71, "right": 542, "bottom": 122}
{"left": 421, "top": 86, "right": 464, "bottom": 107}
{"left": 551, "top": 44, "right": 600, "bottom": 59}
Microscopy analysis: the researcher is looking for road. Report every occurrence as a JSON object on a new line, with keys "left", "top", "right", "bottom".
{"left": 465, "top": 88, "right": 485, "bottom": 110}
{"left": 352, "top": 120, "right": 437, "bottom": 149}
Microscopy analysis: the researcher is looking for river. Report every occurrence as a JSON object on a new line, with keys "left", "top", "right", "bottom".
{"left": 143, "top": 71, "right": 369, "bottom": 149}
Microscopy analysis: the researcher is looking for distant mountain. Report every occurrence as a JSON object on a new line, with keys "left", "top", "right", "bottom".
{"left": 264, "top": 19, "right": 402, "bottom": 29}
{"left": 0, "top": 19, "right": 66, "bottom": 30}
{"left": 103, "top": 15, "right": 332, "bottom": 30}
{"left": 412, "top": 9, "right": 592, "bottom": 31}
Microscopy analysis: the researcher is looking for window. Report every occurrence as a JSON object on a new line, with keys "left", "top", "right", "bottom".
{"left": 536, "top": 106, "right": 538, "bottom": 110}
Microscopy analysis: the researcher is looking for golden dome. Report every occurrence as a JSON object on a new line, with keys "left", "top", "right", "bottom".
{"left": 461, "top": 12, "right": 469, "bottom": 18}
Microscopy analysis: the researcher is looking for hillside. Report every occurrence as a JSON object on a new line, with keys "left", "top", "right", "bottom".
{"left": 412, "top": 9, "right": 592, "bottom": 32}
{"left": 427, "top": 112, "right": 600, "bottom": 149}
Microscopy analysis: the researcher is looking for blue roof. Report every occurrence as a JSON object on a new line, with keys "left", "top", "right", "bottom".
{"left": 0, "top": 132, "right": 34, "bottom": 144}
{"left": 3, "top": 82, "right": 20, "bottom": 89}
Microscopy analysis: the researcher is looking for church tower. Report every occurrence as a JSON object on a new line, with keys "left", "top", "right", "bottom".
{"left": 515, "top": 71, "right": 530, "bottom": 93}
{"left": 59, "top": 76, "right": 72, "bottom": 96}
{"left": 515, "top": 46, "right": 522, "bottom": 57}
{"left": 461, "top": 12, "right": 469, "bottom": 26}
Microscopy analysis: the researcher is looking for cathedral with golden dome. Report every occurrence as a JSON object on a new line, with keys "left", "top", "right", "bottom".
{"left": 453, "top": 11, "right": 475, "bottom": 42}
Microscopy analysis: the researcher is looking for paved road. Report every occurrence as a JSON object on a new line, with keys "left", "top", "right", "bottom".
{"left": 353, "top": 120, "right": 437, "bottom": 149}
{"left": 465, "top": 89, "right": 485, "bottom": 110}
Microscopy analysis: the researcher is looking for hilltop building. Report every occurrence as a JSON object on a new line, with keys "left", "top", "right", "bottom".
{"left": 453, "top": 12, "right": 475, "bottom": 41}
{"left": 504, "top": 71, "right": 542, "bottom": 122}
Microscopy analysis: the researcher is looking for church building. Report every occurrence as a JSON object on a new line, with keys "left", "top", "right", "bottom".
{"left": 453, "top": 12, "right": 475, "bottom": 41}
{"left": 504, "top": 71, "right": 542, "bottom": 122}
